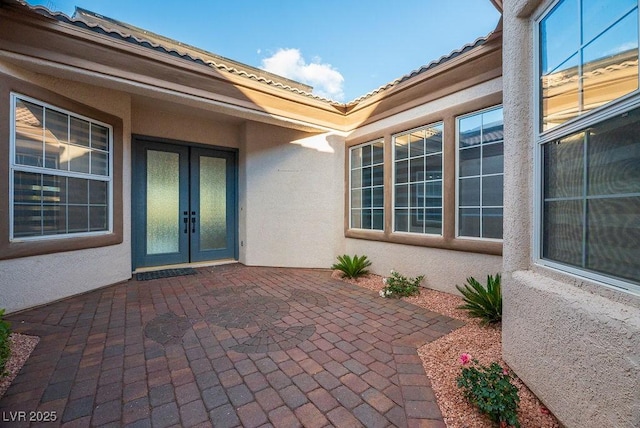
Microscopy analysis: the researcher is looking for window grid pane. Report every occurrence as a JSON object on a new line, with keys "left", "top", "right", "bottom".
{"left": 457, "top": 107, "right": 504, "bottom": 239}
{"left": 350, "top": 141, "right": 384, "bottom": 231}
{"left": 13, "top": 171, "right": 109, "bottom": 237}
{"left": 11, "top": 95, "right": 112, "bottom": 240}
{"left": 537, "top": 1, "right": 640, "bottom": 291}
{"left": 539, "top": 0, "right": 639, "bottom": 131}
{"left": 14, "top": 99, "right": 44, "bottom": 167}
{"left": 394, "top": 123, "right": 443, "bottom": 235}
{"left": 541, "top": 106, "right": 640, "bottom": 285}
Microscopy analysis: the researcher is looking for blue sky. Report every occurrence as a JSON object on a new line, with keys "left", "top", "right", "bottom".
{"left": 25, "top": 0, "right": 501, "bottom": 102}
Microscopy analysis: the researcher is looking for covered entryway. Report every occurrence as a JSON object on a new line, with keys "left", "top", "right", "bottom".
{"left": 132, "top": 136, "right": 237, "bottom": 270}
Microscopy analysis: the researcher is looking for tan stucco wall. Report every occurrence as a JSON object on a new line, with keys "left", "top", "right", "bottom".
{"left": 345, "top": 238, "right": 501, "bottom": 295}
{"left": 347, "top": 77, "right": 503, "bottom": 142}
{"left": 502, "top": 2, "right": 640, "bottom": 427}
{"left": 0, "top": 64, "right": 132, "bottom": 313}
{"left": 503, "top": 271, "right": 640, "bottom": 427}
{"left": 239, "top": 122, "right": 345, "bottom": 268}
{"left": 131, "top": 104, "right": 240, "bottom": 149}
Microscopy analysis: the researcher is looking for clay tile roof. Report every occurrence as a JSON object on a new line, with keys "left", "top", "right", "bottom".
{"left": 345, "top": 35, "right": 490, "bottom": 106}
{"left": 11, "top": 0, "right": 344, "bottom": 104}
{"left": 10, "top": 0, "right": 497, "bottom": 107}
{"left": 70, "top": 8, "right": 320, "bottom": 94}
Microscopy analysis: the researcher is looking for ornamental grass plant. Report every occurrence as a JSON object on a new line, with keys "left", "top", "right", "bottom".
{"left": 456, "top": 273, "right": 502, "bottom": 324}
{"left": 331, "top": 254, "right": 372, "bottom": 279}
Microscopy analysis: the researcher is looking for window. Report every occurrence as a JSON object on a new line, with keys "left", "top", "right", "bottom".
{"left": 457, "top": 106, "right": 503, "bottom": 239}
{"left": 542, "top": 106, "right": 640, "bottom": 286}
{"left": 10, "top": 93, "right": 112, "bottom": 240}
{"left": 344, "top": 95, "right": 502, "bottom": 255}
{"left": 539, "top": 0, "right": 638, "bottom": 131}
{"left": 537, "top": 0, "right": 640, "bottom": 291}
{"left": 350, "top": 141, "right": 384, "bottom": 230}
{"left": 393, "top": 123, "right": 443, "bottom": 235}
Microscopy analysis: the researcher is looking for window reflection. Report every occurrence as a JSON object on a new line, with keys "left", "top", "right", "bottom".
{"left": 457, "top": 107, "right": 504, "bottom": 239}
{"left": 540, "top": 0, "right": 639, "bottom": 131}
{"left": 12, "top": 95, "right": 111, "bottom": 239}
{"left": 350, "top": 140, "right": 384, "bottom": 231}
{"left": 540, "top": 0, "right": 580, "bottom": 75}
{"left": 542, "top": 107, "right": 640, "bottom": 284}
{"left": 393, "top": 123, "right": 443, "bottom": 235}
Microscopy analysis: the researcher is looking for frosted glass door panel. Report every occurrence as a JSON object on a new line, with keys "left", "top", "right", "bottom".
{"left": 147, "top": 150, "right": 180, "bottom": 255}
{"left": 133, "top": 140, "right": 235, "bottom": 269}
{"left": 200, "top": 156, "right": 227, "bottom": 250}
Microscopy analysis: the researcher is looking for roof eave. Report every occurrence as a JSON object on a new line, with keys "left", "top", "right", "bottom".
{"left": 0, "top": 4, "right": 349, "bottom": 131}
{"left": 342, "top": 32, "right": 502, "bottom": 130}
{"left": 71, "top": 6, "right": 316, "bottom": 95}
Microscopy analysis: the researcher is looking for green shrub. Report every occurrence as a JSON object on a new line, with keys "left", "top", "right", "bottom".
{"left": 379, "top": 270, "right": 424, "bottom": 298}
{"left": 0, "top": 309, "right": 11, "bottom": 377}
{"left": 331, "top": 254, "right": 372, "bottom": 279}
{"left": 456, "top": 273, "right": 502, "bottom": 324}
{"left": 457, "top": 355, "right": 520, "bottom": 428}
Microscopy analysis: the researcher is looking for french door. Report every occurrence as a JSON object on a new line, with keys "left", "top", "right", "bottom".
{"left": 132, "top": 138, "right": 236, "bottom": 269}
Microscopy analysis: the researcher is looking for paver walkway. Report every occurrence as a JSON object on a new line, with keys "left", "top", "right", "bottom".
{"left": 1, "top": 264, "right": 464, "bottom": 427}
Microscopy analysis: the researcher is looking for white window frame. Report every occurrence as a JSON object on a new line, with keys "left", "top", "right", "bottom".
{"left": 391, "top": 122, "right": 444, "bottom": 236}
{"left": 455, "top": 105, "right": 504, "bottom": 241}
{"left": 533, "top": 0, "right": 640, "bottom": 295}
{"left": 348, "top": 139, "right": 384, "bottom": 231}
{"left": 9, "top": 92, "right": 114, "bottom": 242}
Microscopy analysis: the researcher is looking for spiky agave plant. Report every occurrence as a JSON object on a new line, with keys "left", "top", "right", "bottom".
{"left": 456, "top": 273, "right": 502, "bottom": 324}
{"left": 331, "top": 254, "right": 372, "bottom": 279}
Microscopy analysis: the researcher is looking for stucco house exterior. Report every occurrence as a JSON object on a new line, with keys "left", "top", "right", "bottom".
{"left": 0, "top": 0, "right": 638, "bottom": 427}
{"left": 502, "top": 1, "right": 639, "bottom": 427}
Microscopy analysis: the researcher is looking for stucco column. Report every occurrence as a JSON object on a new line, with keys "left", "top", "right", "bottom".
{"left": 502, "top": 1, "right": 537, "bottom": 274}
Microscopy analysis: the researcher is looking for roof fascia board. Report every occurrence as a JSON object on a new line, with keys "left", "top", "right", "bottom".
{"left": 72, "top": 7, "right": 314, "bottom": 94}
{"left": 1, "top": 2, "right": 502, "bottom": 133}
{"left": 341, "top": 37, "right": 502, "bottom": 130}
{"left": 0, "top": 7, "right": 349, "bottom": 129}
{"left": 18, "top": 7, "right": 341, "bottom": 110}
{"left": 0, "top": 50, "right": 341, "bottom": 134}
{"left": 346, "top": 37, "right": 501, "bottom": 115}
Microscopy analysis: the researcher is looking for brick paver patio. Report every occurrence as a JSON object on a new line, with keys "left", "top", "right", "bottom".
{"left": 1, "top": 264, "right": 464, "bottom": 427}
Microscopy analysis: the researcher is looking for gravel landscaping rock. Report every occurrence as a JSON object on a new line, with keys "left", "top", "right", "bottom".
{"left": 333, "top": 270, "right": 561, "bottom": 428}
{"left": 0, "top": 333, "right": 39, "bottom": 399}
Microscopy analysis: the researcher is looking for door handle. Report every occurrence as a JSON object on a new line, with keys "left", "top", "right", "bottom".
{"left": 183, "top": 211, "right": 188, "bottom": 234}
{"left": 191, "top": 211, "right": 196, "bottom": 233}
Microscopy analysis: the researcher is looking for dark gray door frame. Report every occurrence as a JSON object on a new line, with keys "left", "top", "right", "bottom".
{"left": 131, "top": 135, "right": 238, "bottom": 270}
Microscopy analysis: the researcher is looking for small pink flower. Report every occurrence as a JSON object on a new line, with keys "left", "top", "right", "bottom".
{"left": 503, "top": 368, "right": 509, "bottom": 376}
{"left": 459, "top": 353, "right": 472, "bottom": 365}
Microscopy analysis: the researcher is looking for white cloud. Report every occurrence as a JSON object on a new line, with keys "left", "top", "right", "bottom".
{"left": 260, "top": 48, "right": 345, "bottom": 101}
